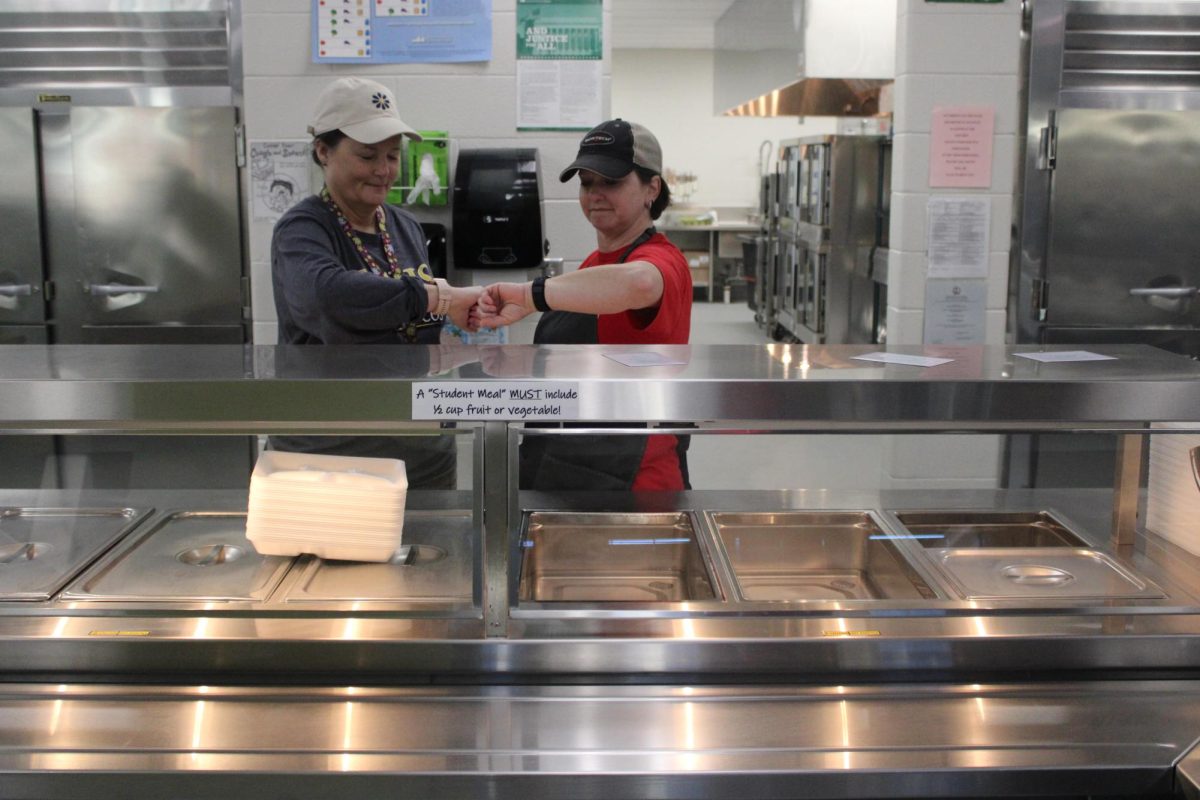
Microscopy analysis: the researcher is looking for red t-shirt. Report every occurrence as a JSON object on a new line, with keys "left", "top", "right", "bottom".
{"left": 580, "top": 233, "right": 692, "bottom": 490}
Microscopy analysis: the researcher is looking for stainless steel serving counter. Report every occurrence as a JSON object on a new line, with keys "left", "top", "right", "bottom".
{"left": 3, "top": 343, "right": 1200, "bottom": 798}
{"left": 2, "top": 342, "right": 1200, "bottom": 429}
{"left": 1, "top": 680, "right": 1197, "bottom": 800}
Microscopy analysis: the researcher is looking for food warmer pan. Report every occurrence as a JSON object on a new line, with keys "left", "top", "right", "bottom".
{"left": 518, "top": 512, "right": 717, "bottom": 603}
{"left": 62, "top": 511, "right": 294, "bottom": 603}
{"left": 893, "top": 510, "right": 1090, "bottom": 549}
{"left": 706, "top": 511, "right": 944, "bottom": 602}
{"left": 273, "top": 509, "right": 473, "bottom": 604}
{"left": 889, "top": 510, "right": 1166, "bottom": 601}
{"left": 0, "top": 506, "right": 148, "bottom": 601}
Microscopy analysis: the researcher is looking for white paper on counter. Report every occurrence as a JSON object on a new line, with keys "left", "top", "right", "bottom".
{"left": 852, "top": 352, "right": 955, "bottom": 368}
{"left": 1014, "top": 350, "right": 1117, "bottom": 363}
{"left": 604, "top": 352, "right": 688, "bottom": 367}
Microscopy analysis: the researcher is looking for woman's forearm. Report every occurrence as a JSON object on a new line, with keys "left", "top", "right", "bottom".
{"left": 540, "top": 261, "right": 663, "bottom": 314}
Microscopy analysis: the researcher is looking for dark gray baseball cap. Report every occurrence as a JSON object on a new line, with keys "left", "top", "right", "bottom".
{"left": 559, "top": 118, "right": 663, "bottom": 182}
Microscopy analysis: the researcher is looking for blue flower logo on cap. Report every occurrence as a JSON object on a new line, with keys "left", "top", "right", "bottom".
{"left": 371, "top": 92, "right": 391, "bottom": 111}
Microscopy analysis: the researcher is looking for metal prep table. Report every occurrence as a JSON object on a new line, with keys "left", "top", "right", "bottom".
{"left": 3, "top": 343, "right": 1200, "bottom": 798}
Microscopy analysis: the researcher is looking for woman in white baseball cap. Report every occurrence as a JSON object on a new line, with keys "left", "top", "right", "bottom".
{"left": 269, "top": 76, "right": 481, "bottom": 488}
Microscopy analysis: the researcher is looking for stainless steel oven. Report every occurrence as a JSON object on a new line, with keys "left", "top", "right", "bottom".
{"left": 764, "top": 135, "right": 887, "bottom": 344}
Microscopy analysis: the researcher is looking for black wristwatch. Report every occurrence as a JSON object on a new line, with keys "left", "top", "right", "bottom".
{"left": 531, "top": 276, "right": 552, "bottom": 312}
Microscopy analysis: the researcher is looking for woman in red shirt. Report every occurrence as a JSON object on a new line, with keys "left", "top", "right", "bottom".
{"left": 475, "top": 118, "right": 692, "bottom": 491}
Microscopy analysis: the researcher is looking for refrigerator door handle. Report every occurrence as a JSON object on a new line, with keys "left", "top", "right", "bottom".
{"left": 1129, "top": 286, "right": 1198, "bottom": 298}
{"left": 1191, "top": 446, "right": 1200, "bottom": 494}
{"left": 86, "top": 284, "right": 161, "bottom": 296}
{"left": 0, "top": 284, "right": 35, "bottom": 297}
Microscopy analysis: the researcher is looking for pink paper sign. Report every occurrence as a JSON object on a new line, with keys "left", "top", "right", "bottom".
{"left": 929, "top": 106, "right": 995, "bottom": 188}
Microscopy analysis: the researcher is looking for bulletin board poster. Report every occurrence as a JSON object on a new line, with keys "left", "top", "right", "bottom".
{"left": 516, "top": 0, "right": 602, "bottom": 131}
{"left": 312, "top": 0, "right": 493, "bottom": 64}
{"left": 250, "top": 141, "right": 311, "bottom": 222}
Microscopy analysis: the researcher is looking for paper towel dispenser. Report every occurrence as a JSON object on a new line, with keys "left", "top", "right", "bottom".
{"left": 452, "top": 148, "right": 546, "bottom": 270}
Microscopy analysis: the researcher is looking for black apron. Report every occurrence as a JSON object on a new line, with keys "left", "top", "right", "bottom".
{"left": 521, "top": 228, "right": 691, "bottom": 491}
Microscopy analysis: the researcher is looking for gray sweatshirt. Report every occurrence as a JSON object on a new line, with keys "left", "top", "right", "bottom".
{"left": 269, "top": 194, "right": 455, "bottom": 488}
{"left": 272, "top": 194, "right": 439, "bottom": 345}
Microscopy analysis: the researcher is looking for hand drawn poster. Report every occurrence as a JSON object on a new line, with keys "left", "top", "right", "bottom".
{"left": 250, "top": 141, "right": 311, "bottom": 223}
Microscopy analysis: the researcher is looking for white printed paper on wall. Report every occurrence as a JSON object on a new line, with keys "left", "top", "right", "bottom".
{"left": 250, "top": 141, "right": 311, "bottom": 222}
{"left": 926, "top": 195, "right": 990, "bottom": 279}
{"left": 923, "top": 279, "right": 987, "bottom": 345}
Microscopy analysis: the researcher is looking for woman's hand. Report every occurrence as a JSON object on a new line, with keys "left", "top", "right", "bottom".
{"left": 448, "top": 285, "right": 484, "bottom": 331}
{"left": 475, "top": 282, "right": 534, "bottom": 329}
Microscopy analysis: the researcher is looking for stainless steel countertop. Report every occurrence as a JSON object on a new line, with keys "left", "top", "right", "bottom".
{"left": 2, "top": 343, "right": 1200, "bottom": 429}
{"left": 659, "top": 220, "right": 761, "bottom": 232}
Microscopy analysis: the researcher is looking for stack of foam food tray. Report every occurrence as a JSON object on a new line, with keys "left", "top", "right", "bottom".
{"left": 246, "top": 451, "right": 408, "bottom": 563}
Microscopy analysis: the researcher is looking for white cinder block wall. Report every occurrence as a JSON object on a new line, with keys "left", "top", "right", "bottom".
{"left": 242, "top": 0, "right": 606, "bottom": 345}
{"left": 880, "top": 0, "right": 1023, "bottom": 490}
{"left": 612, "top": 49, "right": 836, "bottom": 210}
{"left": 887, "top": 0, "right": 1022, "bottom": 346}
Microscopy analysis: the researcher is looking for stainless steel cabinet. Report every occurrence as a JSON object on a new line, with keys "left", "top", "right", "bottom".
{"left": 1017, "top": 0, "right": 1200, "bottom": 354}
{"left": 3, "top": 105, "right": 246, "bottom": 344}
{"left": 0, "top": 104, "right": 252, "bottom": 488}
{"left": 0, "top": 108, "right": 46, "bottom": 340}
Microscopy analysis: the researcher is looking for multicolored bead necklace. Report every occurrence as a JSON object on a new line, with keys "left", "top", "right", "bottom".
{"left": 320, "top": 186, "right": 401, "bottom": 278}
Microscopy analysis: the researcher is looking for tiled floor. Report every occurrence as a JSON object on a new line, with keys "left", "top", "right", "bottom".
{"left": 688, "top": 298, "right": 765, "bottom": 346}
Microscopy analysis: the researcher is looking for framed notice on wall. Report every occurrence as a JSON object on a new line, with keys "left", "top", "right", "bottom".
{"left": 516, "top": 0, "right": 603, "bottom": 131}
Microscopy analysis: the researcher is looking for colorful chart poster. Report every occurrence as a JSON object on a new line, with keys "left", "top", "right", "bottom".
{"left": 313, "top": 0, "right": 492, "bottom": 64}
{"left": 516, "top": 0, "right": 602, "bottom": 131}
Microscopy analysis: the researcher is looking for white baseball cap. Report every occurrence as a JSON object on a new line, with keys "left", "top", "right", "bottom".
{"left": 307, "top": 77, "right": 422, "bottom": 144}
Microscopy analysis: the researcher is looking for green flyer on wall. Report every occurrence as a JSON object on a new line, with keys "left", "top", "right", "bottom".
{"left": 516, "top": 0, "right": 602, "bottom": 60}
{"left": 516, "top": 0, "right": 603, "bottom": 130}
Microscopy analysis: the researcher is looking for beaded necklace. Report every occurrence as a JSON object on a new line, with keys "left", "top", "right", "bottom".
{"left": 321, "top": 186, "right": 401, "bottom": 278}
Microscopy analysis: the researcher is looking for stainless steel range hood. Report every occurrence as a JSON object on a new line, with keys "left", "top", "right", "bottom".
{"left": 715, "top": 0, "right": 894, "bottom": 118}
{"left": 723, "top": 77, "right": 889, "bottom": 118}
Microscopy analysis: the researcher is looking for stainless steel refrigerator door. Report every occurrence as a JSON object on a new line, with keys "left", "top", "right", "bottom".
{"left": 1045, "top": 109, "right": 1200, "bottom": 328}
{"left": 0, "top": 108, "right": 47, "bottom": 332}
{"left": 62, "top": 106, "right": 243, "bottom": 338}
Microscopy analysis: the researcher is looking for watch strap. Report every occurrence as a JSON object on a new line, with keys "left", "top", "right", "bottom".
{"left": 531, "top": 276, "right": 551, "bottom": 312}
{"left": 433, "top": 278, "right": 452, "bottom": 317}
